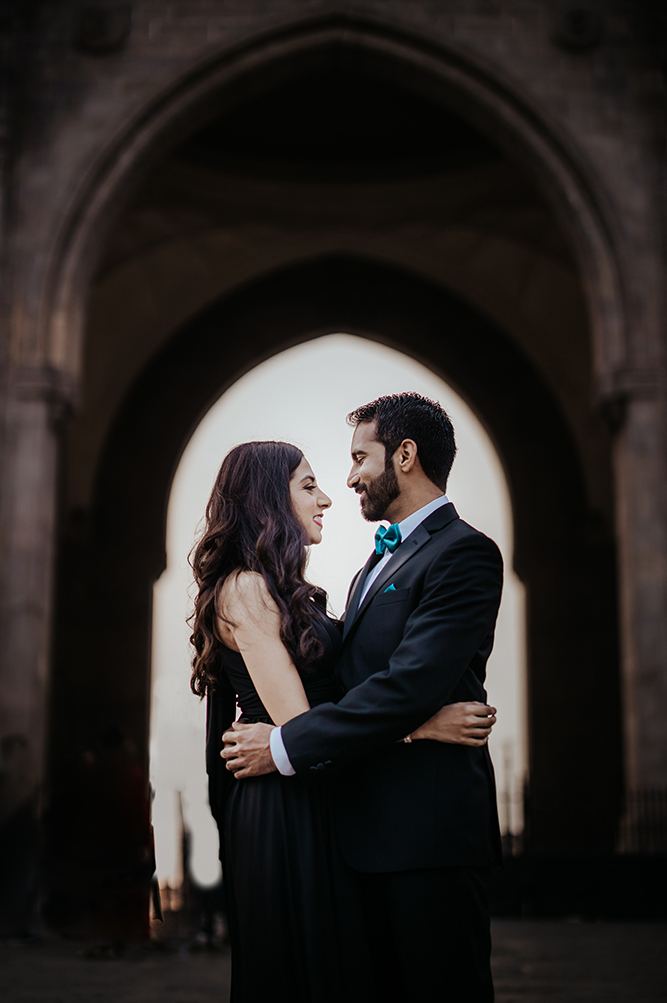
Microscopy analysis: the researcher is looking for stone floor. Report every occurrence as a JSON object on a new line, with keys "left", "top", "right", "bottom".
{"left": 2, "top": 920, "right": 666, "bottom": 1002}
{"left": 490, "top": 919, "right": 667, "bottom": 1002}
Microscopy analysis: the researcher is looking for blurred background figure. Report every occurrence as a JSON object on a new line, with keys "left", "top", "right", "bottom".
{"left": 44, "top": 727, "right": 154, "bottom": 951}
{"left": 0, "top": 735, "right": 39, "bottom": 938}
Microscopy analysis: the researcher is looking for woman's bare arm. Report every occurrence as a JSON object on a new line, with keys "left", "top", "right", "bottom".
{"left": 410, "top": 702, "right": 497, "bottom": 747}
{"left": 220, "top": 572, "right": 310, "bottom": 727}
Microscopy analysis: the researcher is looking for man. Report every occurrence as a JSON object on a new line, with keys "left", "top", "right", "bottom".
{"left": 223, "top": 392, "right": 503, "bottom": 1001}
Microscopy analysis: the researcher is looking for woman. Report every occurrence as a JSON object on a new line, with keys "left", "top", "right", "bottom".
{"left": 190, "top": 441, "right": 495, "bottom": 1002}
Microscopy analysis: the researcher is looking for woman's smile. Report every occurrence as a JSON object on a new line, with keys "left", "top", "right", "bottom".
{"left": 289, "top": 457, "right": 332, "bottom": 544}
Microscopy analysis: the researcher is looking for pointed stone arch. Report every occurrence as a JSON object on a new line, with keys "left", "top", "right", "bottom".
{"left": 6, "top": 6, "right": 666, "bottom": 943}
{"left": 44, "top": 17, "right": 633, "bottom": 854}
{"left": 42, "top": 15, "right": 626, "bottom": 386}
{"left": 50, "top": 256, "right": 621, "bottom": 867}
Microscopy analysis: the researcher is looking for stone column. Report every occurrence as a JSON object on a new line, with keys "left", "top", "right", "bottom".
{"left": 0, "top": 365, "right": 72, "bottom": 934}
{"left": 612, "top": 382, "right": 667, "bottom": 852}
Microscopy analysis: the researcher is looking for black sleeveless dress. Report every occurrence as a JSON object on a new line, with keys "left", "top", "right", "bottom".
{"left": 205, "top": 612, "right": 375, "bottom": 1003}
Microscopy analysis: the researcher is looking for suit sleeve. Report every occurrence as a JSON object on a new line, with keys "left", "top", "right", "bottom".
{"left": 281, "top": 533, "right": 503, "bottom": 775}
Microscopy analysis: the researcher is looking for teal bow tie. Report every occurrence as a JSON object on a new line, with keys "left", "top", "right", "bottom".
{"left": 375, "top": 523, "right": 402, "bottom": 555}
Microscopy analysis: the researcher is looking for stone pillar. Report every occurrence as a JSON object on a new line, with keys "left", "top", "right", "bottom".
{"left": 612, "top": 384, "right": 667, "bottom": 852}
{"left": 0, "top": 365, "right": 71, "bottom": 935}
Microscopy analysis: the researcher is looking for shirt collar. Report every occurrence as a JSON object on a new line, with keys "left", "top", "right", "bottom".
{"left": 394, "top": 494, "right": 449, "bottom": 545}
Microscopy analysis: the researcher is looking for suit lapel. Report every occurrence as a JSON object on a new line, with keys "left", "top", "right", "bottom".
{"left": 342, "top": 551, "right": 381, "bottom": 640}
{"left": 343, "top": 502, "right": 460, "bottom": 642}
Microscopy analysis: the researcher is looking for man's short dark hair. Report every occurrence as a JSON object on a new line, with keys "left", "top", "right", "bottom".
{"left": 347, "top": 392, "right": 456, "bottom": 490}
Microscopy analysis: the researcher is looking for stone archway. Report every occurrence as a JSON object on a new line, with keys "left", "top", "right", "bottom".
{"left": 20, "top": 18, "right": 625, "bottom": 773}
{"left": 42, "top": 17, "right": 626, "bottom": 381}
{"left": 51, "top": 256, "right": 621, "bottom": 869}
{"left": 6, "top": 10, "right": 664, "bottom": 937}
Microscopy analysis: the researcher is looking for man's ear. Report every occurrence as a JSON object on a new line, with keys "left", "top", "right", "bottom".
{"left": 395, "top": 439, "right": 419, "bottom": 474}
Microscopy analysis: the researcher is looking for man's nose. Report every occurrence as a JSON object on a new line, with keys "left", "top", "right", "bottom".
{"left": 347, "top": 467, "right": 359, "bottom": 489}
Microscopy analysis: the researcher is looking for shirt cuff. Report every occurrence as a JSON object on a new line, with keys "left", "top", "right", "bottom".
{"left": 269, "top": 726, "right": 296, "bottom": 776}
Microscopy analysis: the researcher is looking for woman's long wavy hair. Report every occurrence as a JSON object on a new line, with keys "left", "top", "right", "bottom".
{"left": 190, "top": 441, "right": 326, "bottom": 696}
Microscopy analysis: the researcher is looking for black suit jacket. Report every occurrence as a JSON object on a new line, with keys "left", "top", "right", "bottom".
{"left": 281, "top": 503, "right": 504, "bottom": 872}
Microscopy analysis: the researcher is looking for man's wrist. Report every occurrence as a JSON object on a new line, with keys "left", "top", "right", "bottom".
{"left": 269, "top": 725, "right": 296, "bottom": 776}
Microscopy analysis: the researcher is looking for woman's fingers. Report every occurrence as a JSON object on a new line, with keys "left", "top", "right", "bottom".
{"left": 461, "top": 705, "right": 496, "bottom": 742}
{"left": 463, "top": 709, "right": 496, "bottom": 730}
{"left": 467, "top": 718, "right": 495, "bottom": 732}
{"left": 465, "top": 704, "right": 496, "bottom": 718}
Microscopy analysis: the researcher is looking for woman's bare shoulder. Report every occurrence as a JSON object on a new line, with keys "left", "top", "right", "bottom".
{"left": 221, "top": 570, "right": 277, "bottom": 615}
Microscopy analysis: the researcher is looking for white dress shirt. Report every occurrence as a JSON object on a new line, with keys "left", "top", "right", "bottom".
{"left": 269, "top": 494, "right": 450, "bottom": 776}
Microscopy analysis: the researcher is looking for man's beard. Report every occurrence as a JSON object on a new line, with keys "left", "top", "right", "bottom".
{"left": 357, "top": 463, "right": 400, "bottom": 522}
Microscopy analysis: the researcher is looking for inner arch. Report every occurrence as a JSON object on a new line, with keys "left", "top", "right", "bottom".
{"left": 72, "top": 254, "right": 620, "bottom": 860}
{"left": 51, "top": 18, "right": 624, "bottom": 385}
{"left": 150, "top": 333, "right": 526, "bottom": 886}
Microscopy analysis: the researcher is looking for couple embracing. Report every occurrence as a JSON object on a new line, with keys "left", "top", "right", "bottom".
{"left": 190, "top": 392, "right": 503, "bottom": 1002}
